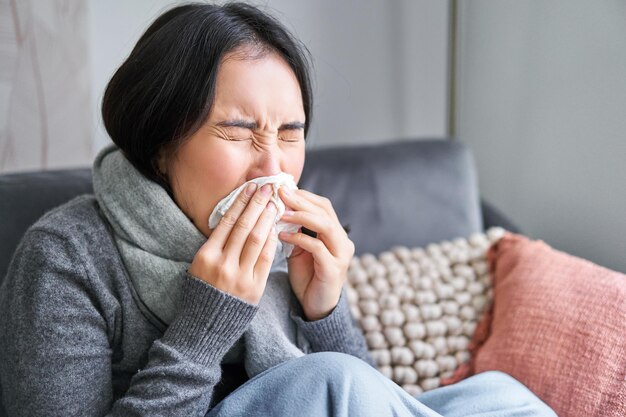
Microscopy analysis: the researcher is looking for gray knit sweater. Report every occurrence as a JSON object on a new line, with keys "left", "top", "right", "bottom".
{"left": 0, "top": 195, "right": 375, "bottom": 417}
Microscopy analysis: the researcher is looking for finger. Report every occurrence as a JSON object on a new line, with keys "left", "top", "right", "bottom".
{"left": 279, "top": 210, "right": 344, "bottom": 256}
{"left": 291, "top": 189, "right": 339, "bottom": 221}
{"left": 239, "top": 200, "right": 278, "bottom": 269}
{"left": 279, "top": 229, "right": 334, "bottom": 267}
{"left": 208, "top": 182, "right": 258, "bottom": 249}
{"left": 278, "top": 187, "right": 325, "bottom": 216}
{"left": 253, "top": 224, "right": 279, "bottom": 286}
{"left": 223, "top": 184, "right": 275, "bottom": 258}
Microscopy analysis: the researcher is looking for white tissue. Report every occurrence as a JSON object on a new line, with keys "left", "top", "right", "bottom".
{"left": 208, "top": 173, "right": 301, "bottom": 258}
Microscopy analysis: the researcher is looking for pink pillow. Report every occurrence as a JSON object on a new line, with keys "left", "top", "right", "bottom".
{"left": 442, "top": 232, "right": 626, "bottom": 417}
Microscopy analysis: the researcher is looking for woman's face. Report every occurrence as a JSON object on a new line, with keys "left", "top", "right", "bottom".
{"left": 161, "top": 49, "right": 306, "bottom": 238}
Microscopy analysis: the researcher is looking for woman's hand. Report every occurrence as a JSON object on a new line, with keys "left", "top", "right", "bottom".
{"left": 188, "top": 183, "right": 278, "bottom": 305}
{"left": 277, "top": 187, "right": 355, "bottom": 321}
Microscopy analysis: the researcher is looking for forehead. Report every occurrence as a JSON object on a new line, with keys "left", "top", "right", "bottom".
{"left": 211, "top": 50, "right": 304, "bottom": 118}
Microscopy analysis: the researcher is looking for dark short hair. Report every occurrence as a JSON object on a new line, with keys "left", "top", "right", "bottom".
{"left": 101, "top": 2, "right": 313, "bottom": 194}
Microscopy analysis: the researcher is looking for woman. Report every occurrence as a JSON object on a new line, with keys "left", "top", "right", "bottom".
{"left": 0, "top": 3, "right": 556, "bottom": 416}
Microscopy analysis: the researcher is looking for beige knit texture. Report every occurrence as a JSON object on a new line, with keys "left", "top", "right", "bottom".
{"left": 345, "top": 227, "right": 506, "bottom": 395}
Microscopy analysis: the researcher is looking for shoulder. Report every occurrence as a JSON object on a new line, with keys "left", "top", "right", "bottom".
{"left": 28, "top": 194, "right": 109, "bottom": 240}
{"left": 10, "top": 194, "right": 125, "bottom": 295}
{"left": 2, "top": 194, "right": 130, "bottom": 336}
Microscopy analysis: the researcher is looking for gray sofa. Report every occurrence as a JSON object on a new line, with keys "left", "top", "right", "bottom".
{"left": 0, "top": 139, "right": 520, "bottom": 415}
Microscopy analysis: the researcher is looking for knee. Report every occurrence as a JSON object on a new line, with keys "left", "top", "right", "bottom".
{"left": 296, "top": 352, "right": 402, "bottom": 409}
{"left": 474, "top": 370, "right": 522, "bottom": 385}
{"left": 472, "top": 371, "right": 557, "bottom": 416}
{"left": 301, "top": 352, "right": 371, "bottom": 373}
{"left": 298, "top": 352, "right": 375, "bottom": 384}
{"left": 304, "top": 351, "right": 364, "bottom": 365}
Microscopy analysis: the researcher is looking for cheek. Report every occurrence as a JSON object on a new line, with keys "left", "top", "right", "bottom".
{"left": 170, "top": 142, "right": 303, "bottom": 211}
{"left": 285, "top": 146, "right": 306, "bottom": 184}
{"left": 191, "top": 146, "right": 249, "bottom": 200}
{"left": 169, "top": 143, "right": 249, "bottom": 222}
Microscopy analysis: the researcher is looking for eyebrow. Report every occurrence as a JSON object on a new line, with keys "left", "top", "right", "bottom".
{"left": 280, "top": 121, "right": 306, "bottom": 130}
{"left": 216, "top": 119, "right": 305, "bottom": 130}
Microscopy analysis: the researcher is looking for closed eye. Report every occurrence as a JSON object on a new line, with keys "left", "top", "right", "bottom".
{"left": 215, "top": 119, "right": 305, "bottom": 141}
{"left": 215, "top": 120, "right": 254, "bottom": 141}
{"left": 278, "top": 122, "right": 305, "bottom": 142}
{"left": 221, "top": 128, "right": 253, "bottom": 141}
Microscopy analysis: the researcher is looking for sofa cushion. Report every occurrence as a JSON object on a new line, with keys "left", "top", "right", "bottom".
{"left": 445, "top": 232, "right": 626, "bottom": 417}
{"left": 298, "top": 139, "right": 483, "bottom": 255}
{"left": 344, "top": 227, "right": 505, "bottom": 395}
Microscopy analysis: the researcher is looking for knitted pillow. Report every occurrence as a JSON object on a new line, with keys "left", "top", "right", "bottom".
{"left": 443, "top": 232, "right": 626, "bottom": 417}
{"left": 344, "top": 227, "right": 506, "bottom": 395}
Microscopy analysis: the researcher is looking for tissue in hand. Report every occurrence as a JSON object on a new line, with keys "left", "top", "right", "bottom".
{"left": 208, "top": 172, "right": 301, "bottom": 258}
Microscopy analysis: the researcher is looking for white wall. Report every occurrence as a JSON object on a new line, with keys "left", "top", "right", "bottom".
{"left": 0, "top": 0, "right": 91, "bottom": 173}
{"left": 1, "top": 0, "right": 449, "bottom": 172}
{"left": 89, "top": 0, "right": 450, "bottom": 153}
{"left": 89, "top": 0, "right": 178, "bottom": 154}
{"left": 456, "top": 0, "right": 626, "bottom": 272}
{"left": 242, "top": 1, "right": 450, "bottom": 148}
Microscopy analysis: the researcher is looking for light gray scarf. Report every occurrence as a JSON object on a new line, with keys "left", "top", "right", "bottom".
{"left": 92, "top": 144, "right": 310, "bottom": 378}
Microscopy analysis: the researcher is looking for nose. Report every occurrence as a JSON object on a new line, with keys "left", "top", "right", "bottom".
{"left": 247, "top": 147, "right": 283, "bottom": 180}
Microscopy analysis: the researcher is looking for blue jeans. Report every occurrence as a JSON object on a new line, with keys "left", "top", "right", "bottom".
{"left": 207, "top": 352, "right": 557, "bottom": 417}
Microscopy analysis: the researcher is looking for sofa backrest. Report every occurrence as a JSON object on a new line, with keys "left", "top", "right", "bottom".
{"left": 298, "top": 139, "right": 484, "bottom": 254}
{"left": 1, "top": 168, "right": 94, "bottom": 282}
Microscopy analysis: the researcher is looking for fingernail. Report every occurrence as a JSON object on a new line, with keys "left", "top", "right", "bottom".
{"left": 283, "top": 210, "right": 295, "bottom": 217}
{"left": 282, "top": 187, "right": 293, "bottom": 195}
{"left": 261, "top": 184, "right": 272, "bottom": 196}
{"left": 266, "top": 201, "right": 277, "bottom": 212}
{"left": 245, "top": 183, "right": 257, "bottom": 196}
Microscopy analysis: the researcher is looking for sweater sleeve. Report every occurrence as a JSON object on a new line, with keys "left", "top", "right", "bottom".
{"left": 289, "top": 285, "right": 376, "bottom": 368}
{"left": 0, "top": 229, "right": 257, "bottom": 417}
